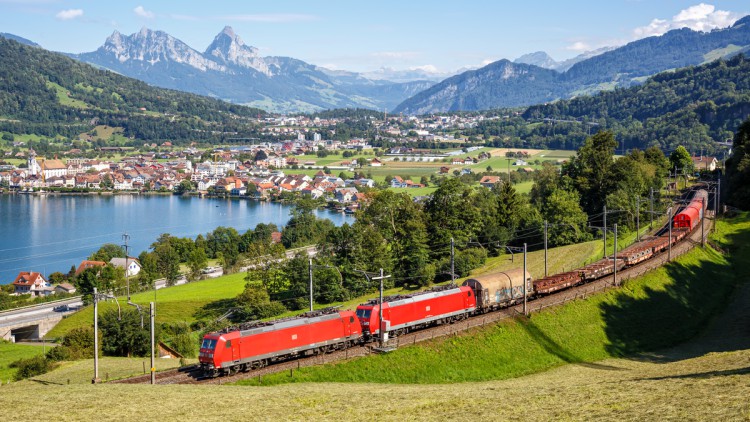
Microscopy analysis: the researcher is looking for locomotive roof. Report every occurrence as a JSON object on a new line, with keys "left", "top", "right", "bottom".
{"left": 218, "top": 307, "right": 344, "bottom": 336}
{"left": 361, "top": 284, "right": 462, "bottom": 307}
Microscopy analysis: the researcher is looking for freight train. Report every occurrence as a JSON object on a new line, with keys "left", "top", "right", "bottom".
{"left": 199, "top": 190, "right": 707, "bottom": 377}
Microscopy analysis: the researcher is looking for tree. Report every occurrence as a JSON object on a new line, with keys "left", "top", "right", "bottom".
{"left": 99, "top": 308, "right": 152, "bottom": 357}
{"left": 541, "top": 188, "right": 590, "bottom": 246}
{"left": 89, "top": 244, "right": 125, "bottom": 263}
{"left": 188, "top": 247, "right": 208, "bottom": 281}
{"left": 254, "top": 150, "right": 268, "bottom": 161}
{"left": 669, "top": 145, "right": 694, "bottom": 174}
{"left": 726, "top": 118, "right": 750, "bottom": 209}
{"left": 154, "top": 242, "right": 180, "bottom": 284}
{"left": 424, "top": 178, "right": 482, "bottom": 254}
{"left": 175, "top": 179, "right": 194, "bottom": 195}
{"left": 563, "top": 131, "right": 618, "bottom": 215}
{"left": 234, "top": 282, "right": 286, "bottom": 321}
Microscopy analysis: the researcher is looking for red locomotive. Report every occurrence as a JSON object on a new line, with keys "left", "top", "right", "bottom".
{"left": 356, "top": 285, "right": 476, "bottom": 338}
{"left": 199, "top": 308, "right": 362, "bottom": 377}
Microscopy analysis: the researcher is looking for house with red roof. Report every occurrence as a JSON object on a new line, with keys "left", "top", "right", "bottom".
{"left": 12, "top": 271, "right": 51, "bottom": 296}
{"left": 75, "top": 260, "right": 107, "bottom": 275}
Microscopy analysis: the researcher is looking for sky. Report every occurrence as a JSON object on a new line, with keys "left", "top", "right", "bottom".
{"left": 0, "top": 1, "right": 748, "bottom": 74}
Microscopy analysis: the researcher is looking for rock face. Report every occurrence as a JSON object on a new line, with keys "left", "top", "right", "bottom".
{"left": 72, "top": 26, "right": 433, "bottom": 113}
{"left": 395, "top": 15, "right": 750, "bottom": 114}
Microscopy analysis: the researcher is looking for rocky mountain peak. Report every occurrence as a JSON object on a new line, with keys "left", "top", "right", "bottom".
{"left": 205, "top": 26, "right": 270, "bottom": 75}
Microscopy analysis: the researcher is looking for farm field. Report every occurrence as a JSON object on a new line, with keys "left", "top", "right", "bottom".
{"left": 29, "top": 356, "right": 197, "bottom": 385}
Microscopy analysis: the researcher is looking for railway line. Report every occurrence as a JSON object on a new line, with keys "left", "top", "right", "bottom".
{"left": 114, "top": 204, "right": 714, "bottom": 386}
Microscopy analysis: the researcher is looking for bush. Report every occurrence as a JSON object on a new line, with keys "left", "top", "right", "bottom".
{"left": 45, "top": 345, "right": 72, "bottom": 362}
{"left": 11, "top": 355, "right": 56, "bottom": 381}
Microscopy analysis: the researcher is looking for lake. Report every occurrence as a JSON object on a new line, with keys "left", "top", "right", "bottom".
{"left": 0, "top": 194, "right": 351, "bottom": 284}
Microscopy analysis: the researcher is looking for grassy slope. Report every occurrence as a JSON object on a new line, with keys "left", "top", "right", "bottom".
{"left": 0, "top": 341, "right": 46, "bottom": 383}
{"left": 2, "top": 345, "right": 748, "bottom": 420}
{"left": 46, "top": 272, "right": 248, "bottom": 339}
{"left": 236, "top": 214, "right": 747, "bottom": 386}
{"left": 29, "top": 357, "right": 196, "bottom": 385}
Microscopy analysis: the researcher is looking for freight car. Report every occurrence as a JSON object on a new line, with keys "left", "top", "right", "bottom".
{"left": 461, "top": 268, "right": 532, "bottom": 311}
{"left": 673, "top": 189, "right": 708, "bottom": 229}
{"left": 356, "top": 285, "right": 476, "bottom": 338}
{"left": 199, "top": 308, "right": 362, "bottom": 377}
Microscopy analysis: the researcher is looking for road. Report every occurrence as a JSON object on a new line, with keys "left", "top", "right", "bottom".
{"left": 0, "top": 297, "right": 83, "bottom": 328}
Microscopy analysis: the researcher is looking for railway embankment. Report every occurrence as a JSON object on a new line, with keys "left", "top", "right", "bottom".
{"left": 234, "top": 213, "right": 749, "bottom": 386}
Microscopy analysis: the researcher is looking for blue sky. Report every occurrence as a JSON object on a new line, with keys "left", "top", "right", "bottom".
{"left": 1, "top": 1, "right": 748, "bottom": 73}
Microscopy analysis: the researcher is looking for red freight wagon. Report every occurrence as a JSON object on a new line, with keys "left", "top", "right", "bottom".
{"left": 532, "top": 271, "right": 582, "bottom": 295}
{"left": 673, "top": 189, "right": 707, "bottom": 229}
{"left": 199, "top": 309, "right": 361, "bottom": 376}
{"left": 356, "top": 286, "right": 476, "bottom": 338}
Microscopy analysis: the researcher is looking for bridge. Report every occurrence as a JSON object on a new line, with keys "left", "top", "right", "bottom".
{"left": 0, "top": 297, "right": 82, "bottom": 342}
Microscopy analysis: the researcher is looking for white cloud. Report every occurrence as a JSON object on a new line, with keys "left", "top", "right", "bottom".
{"left": 134, "top": 6, "right": 155, "bottom": 19}
{"left": 55, "top": 9, "right": 83, "bottom": 20}
{"left": 371, "top": 51, "right": 420, "bottom": 59}
{"left": 566, "top": 41, "right": 591, "bottom": 52}
{"left": 410, "top": 64, "right": 440, "bottom": 73}
{"left": 219, "top": 14, "right": 317, "bottom": 23}
{"left": 633, "top": 3, "right": 741, "bottom": 38}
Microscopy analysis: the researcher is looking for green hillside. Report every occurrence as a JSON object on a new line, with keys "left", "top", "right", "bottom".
{"left": 237, "top": 213, "right": 749, "bottom": 385}
{"left": 0, "top": 37, "right": 266, "bottom": 144}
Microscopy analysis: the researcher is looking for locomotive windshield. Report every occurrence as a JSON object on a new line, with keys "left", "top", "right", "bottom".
{"left": 356, "top": 309, "right": 371, "bottom": 319}
{"left": 201, "top": 338, "right": 218, "bottom": 350}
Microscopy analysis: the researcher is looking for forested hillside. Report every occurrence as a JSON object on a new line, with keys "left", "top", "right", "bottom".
{"left": 0, "top": 37, "right": 266, "bottom": 144}
{"left": 459, "top": 55, "right": 750, "bottom": 154}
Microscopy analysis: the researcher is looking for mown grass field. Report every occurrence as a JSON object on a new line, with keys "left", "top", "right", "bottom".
{"left": 0, "top": 341, "right": 47, "bottom": 382}
{"left": 3, "top": 325, "right": 748, "bottom": 420}
{"left": 28, "top": 356, "right": 197, "bottom": 385}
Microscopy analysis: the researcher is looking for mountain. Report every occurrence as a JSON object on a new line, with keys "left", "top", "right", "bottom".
{"left": 72, "top": 27, "right": 434, "bottom": 113}
{"left": 0, "top": 32, "right": 40, "bottom": 47}
{"left": 395, "top": 15, "right": 750, "bottom": 114}
{"left": 393, "top": 60, "right": 568, "bottom": 115}
{"left": 513, "top": 51, "right": 558, "bottom": 69}
{"left": 0, "top": 36, "right": 266, "bottom": 144}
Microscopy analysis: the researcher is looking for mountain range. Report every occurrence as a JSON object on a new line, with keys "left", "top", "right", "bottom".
{"left": 70, "top": 26, "right": 433, "bottom": 114}
{"left": 393, "top": 15, "right": 750, "bottom": 114}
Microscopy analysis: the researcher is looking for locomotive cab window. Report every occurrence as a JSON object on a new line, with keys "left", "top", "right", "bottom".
{"left": 225, "top": 340, "right": 232, "bottom": 348}
{"left": 356, "top": 309, "right": 371, "bottom": 319}
{"left": 201, "top": 339, "right": 217, "bottom": 350}
{"left": 350, "top": 316, "right": 355, "bottom": 323}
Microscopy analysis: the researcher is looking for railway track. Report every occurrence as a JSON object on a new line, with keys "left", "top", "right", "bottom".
{"left": 114, "top": 216, "right": 713, "bottom": 385}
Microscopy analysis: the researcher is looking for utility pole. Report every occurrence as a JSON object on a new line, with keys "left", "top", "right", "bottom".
{"left": 636, "top": 199, "right": 640, "bottom": 242}
{"left": 450, "top": 237, "right": 455, "bottom": 284}
{"left": 543, "top": 221, "right": 548, "bottom": 277}
{"left": 308, "top": 258, "right": 314, "bottom": 312}
{"left": 613, "top": 224, "right": 618, "bottom": 287}
{"left": 522, "top": 243, "right": 528, "bottom": 316}
{"left": 603, "top": 205, "right": 607, "bottom": 258}
{"left": 92, "top": 287, "right": 99, "bottom": 384}
{"left": 650, "top": 187, "right": 654, "bottom": 229}
{"left": 717, "top": 177, "right": 721, "bottom": 216}
{"left": 372, "top": 269, "right": 391, "bottom": 348}
{"left": 701, "top": 197, "right": 705, "bottom": 248}
{"left": 150, "top": 302, "right": 155, "bottom": 385}
{"left": 122, "top": 233, "right": 130, "bottom": 301}
{"left": 668, "top": 207, "right": 673, "bottom": 261}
